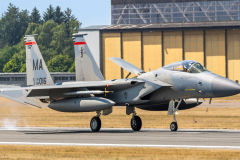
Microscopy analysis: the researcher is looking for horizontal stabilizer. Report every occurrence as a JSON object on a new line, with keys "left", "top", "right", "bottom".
{"left": 0, "top": 85, "right": 41, "bottom": 108}
{"left": 109, "top": 57, "right": 145, "bottom": 75}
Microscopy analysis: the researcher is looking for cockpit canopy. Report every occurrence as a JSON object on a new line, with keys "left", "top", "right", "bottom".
{"left": 163, "top": 60, "right": 208, "bottom": 73}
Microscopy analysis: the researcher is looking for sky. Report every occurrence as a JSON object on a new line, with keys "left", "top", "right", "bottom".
{"left": 0, "top": 0, "right": 111, "bottom": 28}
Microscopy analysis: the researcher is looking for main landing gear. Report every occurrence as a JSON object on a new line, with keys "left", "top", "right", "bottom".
{"left": 90, "top": 111, "right": 101, "bottom": 132}
{"left": 131, "top": 115, "right": 142, "bottom": 131}
{"left": 128, "top": 105, "right": 142, "bottom": 131}
{"left": 168, "top": 99, "right": 182, "bottom": 132}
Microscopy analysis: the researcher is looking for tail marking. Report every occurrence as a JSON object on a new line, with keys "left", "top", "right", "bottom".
{"left": 25, "top": 42, "right": 36, "bottom": 45}
{"left": 74, "top": 42, "right": 86, "bottom": 45}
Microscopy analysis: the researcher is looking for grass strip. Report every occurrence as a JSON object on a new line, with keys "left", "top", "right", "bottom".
{"left": 1, "top": 145, "right": 240, "bottom": 160}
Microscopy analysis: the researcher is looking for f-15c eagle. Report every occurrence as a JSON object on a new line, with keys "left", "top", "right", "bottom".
{"left": 1, "top": 33, "right": 240, "bottom": 132}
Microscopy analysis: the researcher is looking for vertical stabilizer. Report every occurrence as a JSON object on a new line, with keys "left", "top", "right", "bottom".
{"left": 73, "top": 33, "right": 104, "bottom": 81}
{"left": 24, "top": 35, "right": 54, "bottom": 86}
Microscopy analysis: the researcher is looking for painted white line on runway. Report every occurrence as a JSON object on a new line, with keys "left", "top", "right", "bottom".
{"left": 0, "top": 142, "right": 240, "bottom": 149}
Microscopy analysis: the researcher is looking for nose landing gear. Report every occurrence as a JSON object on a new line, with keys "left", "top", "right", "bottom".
{"left": 170, "top": 122, "right": 178, "bottom": 131}
{"left": 168, "top": 99, "right": 182, "bottom": 132}
{"left": 170, "top": 114, "right": 178, "bottom": 131}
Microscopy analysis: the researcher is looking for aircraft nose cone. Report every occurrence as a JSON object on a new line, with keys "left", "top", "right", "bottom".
{"left": 211, "top": 76, "right": 240, "bottom": 97}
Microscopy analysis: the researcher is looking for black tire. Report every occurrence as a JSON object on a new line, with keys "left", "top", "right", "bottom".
{"left": 131, "top": 116, "right": 142, "bottom": 131}
{"left": 170, "top": 122, "right": 178, "bottom": 131}
{"left": 90, "top": 117, "right": 101, "bottom": 132}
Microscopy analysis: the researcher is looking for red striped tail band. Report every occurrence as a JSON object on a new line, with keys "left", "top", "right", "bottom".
{"left": 74, "top": 42, "right": 86, "bottom": 45}
{"left": 25, "top": 42, "right": 36, "bottom": 45}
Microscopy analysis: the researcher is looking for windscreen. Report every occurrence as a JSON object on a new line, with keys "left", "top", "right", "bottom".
{"left": 163, "top": 61, "right": 208, "bottom": 73}
{"left": 163, "top": 61, "right": 195, "bottom": 72}
{"left": 190, "top": 63, "right": 208, "bottom": 73}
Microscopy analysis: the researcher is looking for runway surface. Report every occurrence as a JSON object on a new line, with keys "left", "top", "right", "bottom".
{"left": 0, "top": 127, "right": 240, "bottom": 149}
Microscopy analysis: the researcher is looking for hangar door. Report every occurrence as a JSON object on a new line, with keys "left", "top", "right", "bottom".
{"left": 184, "top": 31, "right": 204, "bottom": 65}
{"left": 227, "top": 29, "right": 240, "bottom": 82}
{"left": 122, "top": 32, "right": 141, "bottom": 78}
{"left": 164, "top": 31, "right": 183, "bottom": 66}
{"left": 143, "top": 32, "right": 162, "bottom": 71}
{"left": 205, "top": 30, "right": 226, "bottom": 77}
{"left": 102, "top": 33, "right": 121, "bottom": 80}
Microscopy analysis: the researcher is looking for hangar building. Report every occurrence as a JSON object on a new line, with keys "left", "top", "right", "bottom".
{"left": 79, "top": 0, "right": 240, "bottom": 82}
{"left": 0, "top": 73, "right": 76, "bottom": 87}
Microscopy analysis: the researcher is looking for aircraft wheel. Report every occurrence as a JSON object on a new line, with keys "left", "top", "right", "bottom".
{"left": 90, "top": 117, "right": 101, "bottom": 132}
{"left": 131, "top": 116, "right": 142, "bottom": 131}
{"left": 170, "top": 122, "right": 178, "bottom": 131}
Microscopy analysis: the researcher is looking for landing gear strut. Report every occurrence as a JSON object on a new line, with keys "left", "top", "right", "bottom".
{"left": 168, "top": 99, "right": 182, "bottom": 132}
{"left": 90, "top": 111, "right": 101, "bottom": 132}
{"left": 130, "top": 107, "right": 142, "bottom": 131}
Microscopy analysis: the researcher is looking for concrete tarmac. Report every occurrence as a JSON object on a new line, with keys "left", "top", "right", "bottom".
{"left": 0, "top": 127, "right": 240, "bottom": 149}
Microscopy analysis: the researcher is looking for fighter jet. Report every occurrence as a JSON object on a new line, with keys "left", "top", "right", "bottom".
{"left": 1, "top": 33, "right": 240, "bottom": 132}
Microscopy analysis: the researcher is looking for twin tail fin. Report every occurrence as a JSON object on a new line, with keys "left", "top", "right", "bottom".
{"left": 73, "top": 33, "right": 104, "bottom": 81}
{"left": 24, "top": 35, "right": 54, "bottom": 86}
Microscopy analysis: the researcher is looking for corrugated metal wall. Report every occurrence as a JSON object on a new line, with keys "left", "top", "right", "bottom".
{"left": 206, "top": 30, "right": 226, "bottom": 77}
{"left": 164, "top": 31, "right": 183, "bottom": 65}
{"left": 102, "top": 33, "right": 121, "bottom": 80}
{"left": 122, "top": 33, "right": 142, "bottom": 78}
{"left": 102, "top": 30, "right": 240, "bottom": 82}
{"left": 143, "top": 32, "right": 162, "bottom": 71}
{"left": 228, "top": 29, "right": 240, "bottom": 82}
{"left": 184, "top": 31, "right": 204, "bottom": 65}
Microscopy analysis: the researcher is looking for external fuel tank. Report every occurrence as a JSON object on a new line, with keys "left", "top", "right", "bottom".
{"left": 48, "top": 97, "right": 115, "bottom": 112}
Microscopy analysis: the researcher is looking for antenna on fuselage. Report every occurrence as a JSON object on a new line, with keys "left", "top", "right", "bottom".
{"left": 125, "top": 72, "right": 131, "bottom": 79}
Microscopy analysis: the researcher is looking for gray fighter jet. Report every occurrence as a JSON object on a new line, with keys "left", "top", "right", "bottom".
{"left": 1, "top": 33, "right": 240, "bottom": 132}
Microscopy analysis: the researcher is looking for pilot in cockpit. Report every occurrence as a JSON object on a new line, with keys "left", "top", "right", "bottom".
{"left": 164, "top": 60, "right": 208, "bottom": 73}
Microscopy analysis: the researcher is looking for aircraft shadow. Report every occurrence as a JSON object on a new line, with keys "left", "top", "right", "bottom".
{"left": 19, "top": 130, "right": 134, "bottom": 134}
{"left": 18, "top": 129, "right": 240, "bottom": 135}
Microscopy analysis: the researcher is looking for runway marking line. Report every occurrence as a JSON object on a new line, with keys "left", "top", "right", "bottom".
{"left": 0, "top": 142, "right": 240, "bottom": 149}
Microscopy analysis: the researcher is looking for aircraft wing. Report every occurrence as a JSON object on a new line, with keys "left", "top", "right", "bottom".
{"left": 0, "top": 80, "right": 145, "bottom": 98}
{"left": 141, "top": 78, "right": 172, "bottom": 87}
{"left": 109, "top": 57, "right": 145, "bottom": 75}
{"left": 0, "top": 81, "right": 110, "bottom": 91}
{"left": 0, "top": 81, "right": 111, "bottom": 97}
{"left": 138, "top": 78, "right": 172, "bottom": 99}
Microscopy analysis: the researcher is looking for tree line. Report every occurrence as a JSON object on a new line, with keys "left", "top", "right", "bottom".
{"left": 0, "top": 3, "right": 81, "bottom": 73}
